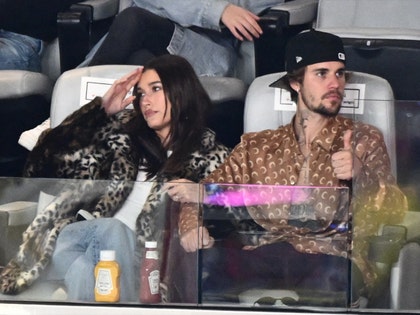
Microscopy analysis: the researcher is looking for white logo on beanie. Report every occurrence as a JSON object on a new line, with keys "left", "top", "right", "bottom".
{"left": 296, "top": 56, "right": 303, "bottom": 63}
{"left": 338, "top": 53, "right": 345, "bottom": 61}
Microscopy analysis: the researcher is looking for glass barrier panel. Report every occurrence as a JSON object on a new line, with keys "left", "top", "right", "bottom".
{"left": 1, "top": 100, "right": 420, "bottom": 315}
{"left": 0, "top": 177, "right": 200, "bottom": 306}
{"left": 351, "top": 100, "right": 420, "bottom": 312}
{"left": 380, "top": 100, "right": 420, "bottom": 312}
{"left": 200, "top": 183, "right": 351, "bottom": 310}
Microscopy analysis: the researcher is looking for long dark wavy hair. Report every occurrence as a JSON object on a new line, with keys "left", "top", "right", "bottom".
{"left": 125, "top": 54, "right": 212, "bottom": 179}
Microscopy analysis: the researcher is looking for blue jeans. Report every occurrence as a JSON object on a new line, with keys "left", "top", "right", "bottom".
{"left": 0, "top": 30, "right": 43, "bottom": 71}
{"left": 47, "top": 218, "right": 140, "bottom": 302}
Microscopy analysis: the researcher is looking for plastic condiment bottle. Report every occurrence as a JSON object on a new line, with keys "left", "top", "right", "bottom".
{"left": 139, "top": 241, "right": 161, "bottom": 303}
{"left": 94, "top": 250, "right": 120, "bottom": 302}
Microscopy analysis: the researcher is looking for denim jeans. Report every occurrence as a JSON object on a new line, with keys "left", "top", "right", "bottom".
{"left": 47, "top": 218, "right": 140, "bottom": 302}
{"left": 0, "top": 29, "right": 43, "bottom": 71}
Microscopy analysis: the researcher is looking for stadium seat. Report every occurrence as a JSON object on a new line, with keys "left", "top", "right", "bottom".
{"left": 229, "top": 71, "right": 400, "bottom": 308}
{"left": 50, "top": 65, "right": 247, "bottom": 148}
{"left": 244, "top": 71, "right": 397, "bottom": 175}
{"left": 0, "top": 64, "right": 247, "bottom": 270}
{"left": 314, "top": 0, "right": 420, "bottom": 101}
{"left": 0, "top": 72, "right": 53, "bottom": 177}
{"left": 0, "top": 0, "right": 120, "bottom": 177}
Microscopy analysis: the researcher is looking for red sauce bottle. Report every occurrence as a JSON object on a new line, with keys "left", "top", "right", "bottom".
{"left": 139, "top": 241, "right": 161, "bottom": 303}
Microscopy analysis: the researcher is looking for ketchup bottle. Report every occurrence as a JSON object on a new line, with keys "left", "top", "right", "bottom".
{"left": 139, "top": 241, "right": 161, "bottom": 303}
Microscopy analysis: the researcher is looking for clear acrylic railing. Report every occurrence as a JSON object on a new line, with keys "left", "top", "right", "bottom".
{"left": 0, "top": 100, "right": 420, "bottom": 314}
{"left": 0, "top": 178, "right": 351, "bottom": 310}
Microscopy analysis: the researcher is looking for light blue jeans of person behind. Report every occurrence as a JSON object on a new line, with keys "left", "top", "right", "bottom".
{"left": 0, "top": 29, "right": 43, "bottom": 72}
{"left": 47, "top": 218, "right": 140, "bottom": 302}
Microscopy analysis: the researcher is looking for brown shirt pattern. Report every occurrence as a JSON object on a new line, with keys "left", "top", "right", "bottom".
{"left": 180, "top": 115, "right": 407, "bottom": 287}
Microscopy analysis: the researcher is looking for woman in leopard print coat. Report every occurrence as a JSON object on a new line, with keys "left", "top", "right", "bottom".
{"left": 0, "top": 55, "right": 230, "bottom": 301}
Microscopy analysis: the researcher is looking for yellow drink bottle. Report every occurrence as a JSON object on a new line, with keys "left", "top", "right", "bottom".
{"left": 94, "top": 250, "right": 120, "bottom": 302}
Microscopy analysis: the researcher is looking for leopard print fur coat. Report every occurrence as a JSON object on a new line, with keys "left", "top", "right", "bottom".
{"left": 0, "top": 97, "right": 230, "bottom": 295}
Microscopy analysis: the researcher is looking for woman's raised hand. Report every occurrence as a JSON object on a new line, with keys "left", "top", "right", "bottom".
{"left": 101, "top": 67, "right": 143, "bottom": 115}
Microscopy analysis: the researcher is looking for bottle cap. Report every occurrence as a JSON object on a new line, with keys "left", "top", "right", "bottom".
{"left": 100, "top": 250, "right": 116, "bottom": 261}
{"left": 145, "top": 241, "right": 157, "bottom": 248}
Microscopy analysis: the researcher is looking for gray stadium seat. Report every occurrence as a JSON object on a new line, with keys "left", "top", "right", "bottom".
{"left": 314, "top": 0, "right": 420, "bottom": 101}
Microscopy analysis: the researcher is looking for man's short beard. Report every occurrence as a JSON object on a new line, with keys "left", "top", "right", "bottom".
{"left": 313, "top": 102, "right": 341, "bottom": 117}
{"left": 301, "top": 91, "right": 342, "bottom": 117}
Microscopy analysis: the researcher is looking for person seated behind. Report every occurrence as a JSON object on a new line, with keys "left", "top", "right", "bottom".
{"left": 0, "top": 30, "right": 42, "bottom": 71}
{"left": 0, "top": 0, "right": 79, "bottom": 71}
{"left": 178, "top": 30, "right": 407, "bottom": 306}
{"left": 0, "top": 54, "right": 230, "bottom": 302}
{"left": 86, "top": 0, "right": 284, "bottom": 76}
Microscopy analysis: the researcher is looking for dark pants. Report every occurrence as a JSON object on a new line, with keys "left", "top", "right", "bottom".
{"left": 201, "top": 241, "right": 363, "bottom": 306}
{"left": 89, "top": 7, "right": 175, "bottom": 66}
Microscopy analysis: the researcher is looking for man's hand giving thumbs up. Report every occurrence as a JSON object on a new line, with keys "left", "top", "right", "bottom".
{"left": 331, "top": 129, "right": 362, "bottom": 180}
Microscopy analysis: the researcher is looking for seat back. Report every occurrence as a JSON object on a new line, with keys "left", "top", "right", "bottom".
{"left": 244, "top": 71, "right": 397, "bottom": 176}
{"left": 387, "top": 209, "right": 420, "bottom": 310}
{"left": 316, "top": 0, "right": 420, "bottom": 33}
{"left": 0, "top": 35, "right": 57, "bottom": 176}
{"left": 40, "top": 39, "right": 61, "bottom": 81}
{"left": 51, "top": 65, "right": 138, "bottom": 127}
{"left": 51, "top": 65, "right": 247, "bottom": 148}
{"left": 119, "top": 0, "right": 133, "bottom": 11}
{"left": 315, "top": 0, "right": 420, "bottom": 100}
{"left": 0, "top": 71, "right": 53, "bottom": 176}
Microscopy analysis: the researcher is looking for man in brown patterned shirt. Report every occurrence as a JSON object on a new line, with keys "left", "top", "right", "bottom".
{"left": 178, "top": 29, "right": 407, "bottom": 306}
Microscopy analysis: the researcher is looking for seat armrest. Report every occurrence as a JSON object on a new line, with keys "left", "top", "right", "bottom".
{"left": 0, "top": 201, "right": 38, "bottom": 226}
{"left": 0, "top": 201, "right": 37, "bottom": 265}
{"left": 254, "top": 0, "right": 318, "bottom": 77}
{"left": 199, "top": 77, "right": 247, "bottom": 104}
{"left": 260, "top": 0, "right": 319, "bottom": 32}
{"left": 368, "top": 225, "right": 407, "bottom": 265}
{"left": 57, "top": 0, "right": 119, "bottom": 72}
{"left": 0, "top": 71, "right": 53, "bottom": 100}
{"left": 70, "top": 0, "right": 119, "bottom": 21}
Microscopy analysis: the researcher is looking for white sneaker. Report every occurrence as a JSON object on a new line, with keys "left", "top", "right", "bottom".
{"left": 18, "top": 118, "right": 51, "bottom": 151}
{"left": 51, "top": 286, "right": 68, "bottom": 300}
